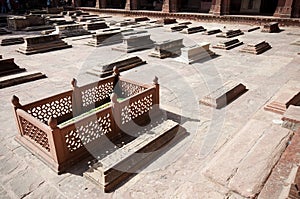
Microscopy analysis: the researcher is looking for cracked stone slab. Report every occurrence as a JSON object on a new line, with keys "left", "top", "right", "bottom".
{"left": 203, "top": 119, "right": 291, "bottom": 198}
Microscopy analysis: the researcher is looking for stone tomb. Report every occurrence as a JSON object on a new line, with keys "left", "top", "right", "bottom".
{"left": 199, "top": 81, "right": 247, "bottom": 109}
{"left": 0, "top": 58, "right": 46, "bottom": 88}
{"left": 213, "top": 39, "right": 243, "bottom": 50}
{"left": 53, "top": 24, "right": 91, "bottom": 38}
{"left": 149, "top": 39, "right": 184, "bottom": 58}
{"left": 0, "top": 37, "right": 24, "bottom": 46}
{"left": 115, "top": 21, "right": 137, "bottom": 27}
{"left": 291, "top": 40, "right": 300, "bottom": 46}
{"left": 87, "top": 56, "right": 146, "bottom": 77}
{"left": 240, "top": 40, "right": 271, "bottom": 54}
{"left": 7, "top": 15, "right": 45, "bottom": 30}
{"left": 156, "top": 18, "right": 177, "bottom": 25}
{"left": 264, "top": 91, "right": 300, "bottom": 114}
{"left": 170, "top": 25, "right": 188, "bottom": 32}
{"left": 282, "top": 105, "right": 300, "bottom": 132}
{"left": 84, "top": 22, "right": 109, "bottom": 31}
{"left": 216, "top": 29, "right": 244, "bottom": 38}
{"left": 177, "top": 42, "right": 215, "bottom": 64}
{"left": 203, "top": 29, "right": 222, "bottom": 35}
{"left": 180, "top": 26, "right": 206, "bottom": 34}
{"left": 134, "top": 17, "right": 150, "bottom": 22}
{"left": 262, "top": 22, "right": 281, "bottom": 33}
{"left": 17, "top": 34, "right": 72, "bottom": 55}
{"left": 243, "top": 26, "right": 260, "bottom": 32}
{"left": 0, "top": 28, "right": 12, "bottom": 35}
{"left": 87, "top": 30, "right": 123, "bottom": 47}
{"left": 112, "top": 33, "right": 154, "bottom": 53}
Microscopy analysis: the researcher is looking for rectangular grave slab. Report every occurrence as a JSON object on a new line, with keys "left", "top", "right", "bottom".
{"left": 178, "top": 22, "right": 192, "bottom": 26}
{"left": 122, "top": 30, "right": 148, "bottom": 36}
{"left": 84, "top": 22, "right": 109, "bottom": 31}
{"left": 143, "top": 24, "right": 164, "bottom": 29}
{"left": 180, "top": 26, "right": 206, "bottom": 34}
{"left": 202, "top": 29, "right": 222, "bottom": 35}
{"left": 7, "top": 15, "right": 45, "bottom": 30}
{"left": 0, "top": 28, "right": 12, "bottom": 35}
{"left": 115, "top": 21, "right": 137, "bottom": 27}
{"left": 0, "top": 71, "right": 46, "bottom": 89}
{"left": 216, "top": 29, "right": 244, "bottom": 38}
{"left": 177, "top": 43, "right": 215, "bottom": 64}
{"left": 240, "top": 40, "right": 271, "bottom": 54}
{"left": 243, "top": 26, "right": 260, "bottom": 32}
{"left": 17, "top": 34, "right": 72, "bottom": 55}
{"left": 112, "top": 34, "right": 154, "bottom": 53}
{"left": 281, "top": 105, "right": 300, "bottom": 131}
{"left": 84, "top": 119, "right": 184, "bottom": 192}
{"left": 53, "top": 24, "right": 91, "bottom": 38}
{"left": 23, "top": 25, "right": 54, "bottom": 31}
{"left": 170, "top": 25, "right": 188, "bottom": 32}
{"left": 291, "top": 40, "right": 300, "bottom": 46}
{"left": 76, "top": 15, "right": 102, "bottom": 22}
{"left": 87, "top": 56, "right": 146, "bottom": 77}
{"left": 0, "top": 58, "right": 26, "bottom": 76}
{"left": 156, "top": 18, "right": 177, "bottom": 25}
{"left": 199, "top": 81, "right": 247, "bottom": 108}
{"left": 213, "top": 39, "right": 243, "bottom": 50}
{"left": 262, "top": 22, "right": 281, "bottom": 33}
{"left": 87, "top": 30, "right": 123, "bottom": 47}
{"left": 134, "top": 17, "right": 150, "bottom": 22}
{"left": 265, "top": 91, "right": 300, "bottom": 115}
{"left": 149, "top": 39, "right": 183, "bottom": 58}
{"left": 0, "top": 37, "right": 24, "bottom": 46}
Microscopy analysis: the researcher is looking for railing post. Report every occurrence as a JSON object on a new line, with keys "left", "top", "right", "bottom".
{"left": 11, "top": 95, "right": 23, "bottom": 136}
{"left": 153, "top": 76, "right": 160, "bottom": 108}
{"left": 111, "top": 92, "right": 122, "bottom": 137}
{"left": 71, "top": 78, "right": 82, "bottom": 116}
{"left": 113, "top": 66, "right": 123, "bottom": 97}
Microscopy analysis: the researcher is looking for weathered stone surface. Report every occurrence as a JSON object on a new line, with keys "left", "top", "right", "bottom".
{"left": 204, "top": 120, "right": 291, "bottom": 198}
{"left": 180, "top": 26, "right": 206, "bottom": 34}
{"left": 262, "top": 22, "right": 281, "bottom": 33}
{"left": 216, "top": 29, "right": 244, "bottom": 38}
{"left": 239, "top": 40, "right": 271, "bottom": 54}
{"left": 53, "top": 24, "right": 91, "bottom": 38}
{"left": 87, "top": 56, "right": 146, "bottom": 77}
{"left": 87, "top": 30, "right": 122, "bottom": 47}
{"left": 0, "top": 37, "right": 24, "bottom": 46}
{"left": 203, "top": 29, "right": 222, "bottom": 35}
{"left": 17, "top": 34, "right": 72, "bottom": 55}
{"left": 213, "top": 39, "right": 244, "bottom": 50}
{"left": 149, "top": 38, "right": 183, "bottom": 58}
{"left": 199, "top": 81, "right": 247, "bottom": 108}
{"left": 282, "top": 105, "right": 300, "bottom": 131}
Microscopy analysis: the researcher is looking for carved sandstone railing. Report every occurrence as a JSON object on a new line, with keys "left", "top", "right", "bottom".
{"left": 12, "top": 70, "right": 159, "bottom": 173}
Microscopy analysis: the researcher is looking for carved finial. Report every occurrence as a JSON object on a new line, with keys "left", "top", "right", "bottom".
{"left": 110, "top": 92, "right": 118, "bottom": 104}
{"left": 12, "top": 95, "right": 21, "bottom": 108}
{"left": 71, "top": 78, "right": 77, "bottom": 88}
{"left": 153, "top": 76, "right": 158, "bottom": 85}
{"left": 48, "top": 117, "right": 58, "bottom": 129}
{"left": 113, "top": 66, "right": 120, "bottom": 76}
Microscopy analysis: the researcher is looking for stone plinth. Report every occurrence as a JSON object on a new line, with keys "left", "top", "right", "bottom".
{"left": 0, "top": 58, "right": 25, "bottom": 76}
{"left": 7, "top": 15, "right": 45, "bottom": 30}
{"left": 216, "top": 29, "right": 244, "bottom": 38}
{"left": 156, "top": 18, "right": 177, "bottom": 25}
{"left": 180, "top": 26, "right": 206, "bottom": 34}
{"left": 0, "top": 37, "right": 24, "bottom": 46}
{"left": 262, "top": 22, "right": 281, "bottom": 33}
{"left": 282, "top": 105, "right": 300, "bottom": 132}
{"left": 213, "top": 39, "right": 244, "bottom": 50}
{"left": 177, "top": 43, "right": 215, "bottom": 64}
{"left": 84, "top": 22, "right": 109, "bottom": 31}
{"left": 53, "top": 24, "right": 91, "bottom": 38}
{"left": 87, "top": 56, "right": 146, "bottom": 77}
{"left": 112, "top": 34, "right": 154, "bottom": 53}
{"left": 87, "top": 31, "right": 123, "bottom": 47}
{"left": 170, "top": 25, "right": 188, "bottom": 32}
{"left": 203, "top": 29, "right": 222, "bottom": 35}
{"left": 134, "top": 17, "right": 150, "bottom": 22}
{"left": 149, "top": 39, "right": 183, "bottom": 58}
{"left": 199, "top": 81, "right": 247, "bottom": 108}
{"left": 240, "top": 41, "right": 271, "bottom": 54}
{"left": 17, "top": 34, "right": 72, "bottom": 55}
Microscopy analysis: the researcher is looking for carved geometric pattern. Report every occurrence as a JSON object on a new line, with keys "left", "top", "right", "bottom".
{"left": 81, "top": 82, "right": 114, "bottom": 108}
{"left": 121, "top": 94, "right": 153, "bottom": 124}
{"left": 26, "top": 96, "right": 72, "bottom": 124}
{"left": 20, "top": 117, "right": 50, "bottom": 152}
{"left": 120, "top": 81, "right": 146, "bottom": 98}
{"left": 65, "top": 113, "right": 112, "bottom": 152}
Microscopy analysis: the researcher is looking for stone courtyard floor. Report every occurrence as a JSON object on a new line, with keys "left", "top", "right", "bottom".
{"left": 0, "top": 15, "right": 300, "bottom": 198}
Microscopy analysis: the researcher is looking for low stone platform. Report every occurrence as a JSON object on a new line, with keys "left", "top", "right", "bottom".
{"left": 203, "top": 120, "right": 291, "bottom": 198}
{"left": 239, "top": 41, "right": 271, "bottom": 54}
{"left": 0, "top": 37, "right": 24, "bottom": 46}
{"left": 180, "top": 26, "right": 206, "bottom": 34}
{"left": 202, "top": 29, "right": 222, "bottom": 35}
{"left": 84, "top": 22, "right": 109, "bottom": 31}
{"left": 0, "top": 71, "right": 46, "bottom": 89}
{"left": 17, "top": 34, "right": 72, "bottom": 55}
{"left": 176, "top": 42, "right": 215, "bottom": 64}
{"left": 199, "top": 81, "right": 247, "bottom": 109}
{"left": 216, "top": 29, "right": 244, "bottom": 38}
{"left": 112, "top": 33, "right": 154, "bottom": 53}
{"left": 170, "top": 25, "right": 188, "bottom": 32}
{"left": 212, "top": 39, "right": 243, "bottom": 50}
{"left": 157, "top": 18, "right": 177, "bottom": 25}
{"left": 149, "top": 38, "right": 183, "bottom": 58}
{"left": 53, "top": 24, "right": 91, "bottom": 38}
{"left": 84, "top": 119, "right": 184, "bottom": 192}
{"left": 262, "top": 22, "right": 281, "bottom": 33}
{"left": 87, "top": 56, "right": 146, "bottom": 77}
{"left": 0, "top": 58, "right": 25, "bottom": 76}
{"left": 87, "top": 30, "right": 122, "bottom": 47}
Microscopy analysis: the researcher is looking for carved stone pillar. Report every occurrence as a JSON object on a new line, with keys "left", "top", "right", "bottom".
{"left": 125, "top": 0, "right": 131, "bottom": 10}
{"left": 292, "top": 0, "right": 300, "bottom": 17}
{"left": 100, "top": 0, "right": 106, "bottom": 8}
{"left": 162, "top": 0, "right": 170, "bottom": 12}
{"left": 162, "top": 0, "right": 178, "bottom": 12}
{"left": 209, "top": 0, "right": 230, "bottom": 15}
{"left": 274, "top": 0, "right": 294, "bottom": 17}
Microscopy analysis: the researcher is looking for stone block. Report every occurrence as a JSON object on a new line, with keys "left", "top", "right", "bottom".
{"left": 202, "top": 29, "right": 222, "bottom": 35}
{"left": 199, "top": 81, "right": 247, "bottom": 108}
{"left": 243, "top": 26, "right": 260, "bottom": 32}
{"left": 0, "top": 28, "right": 12, "bottom": 35}
{"left": 177, "top": 42, "right": 215, "bottom": 64}
{"left": 0, "top": 37, "right": 24, "bottom": 46}
{"left": 178, "top": 22, "right": 192, "bottom": 26}
{"left": 240, "top": 40, "right": 271, "bottom": 54}
{"left": 180, "top": 26, "right": 206, "bottom": 34}
{"left": 23, "top": 25, "right": 54, "bottom": 32}
{"left": 87, "top": 56, "right": 146, "bottom": 77}
{"left": 0, "top": 71, "right": 46, "bottom": 89}
{"left": 262, "top": 22, "right": 281, "bottom": 33}
{"left": 282, "top": 105, "right": 300, "bottom": 131}
{"left": 212, "top": 39, "right": 243, "bottom": 50}
{"left": 216, "top": 29, "right": 244, "bottom": 38}
{"left": 84, "top": 22, "right": 109, "bottom": 31}
{"left": 115, "top": 21, "right": 137, "bottom": 27}
{"left": 17, "top": 34, "right": 72, "bottom": 55}
{"left": 134, "top": 17, "right": 150, "bottom": 22}
{"left": 7, "top": 15, "right": 45, "bottom": 30}
{"left": 156, "top": 18, "right": 177, "bottom": 25}
{"left": 149, "top": 39, "right": 184, "bottom": 58}
{"left": 53, "top": 24, "right": 91, "bottom": 38}
{"left": 112, "top": 34, "right": 154, "bottom": 53}
{"left": 87, "top": 30, "right": 123, "bottom": 47}
{"left": 0, "top": 58, "right": 25, "bottom": 76}
{"left": 170, "top": 25, "right": 188, "bottom": 32}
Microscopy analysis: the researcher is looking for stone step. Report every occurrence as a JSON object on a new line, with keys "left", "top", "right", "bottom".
{"left": 84, "top": 119, "right": 184, "bottom": 192}
{"left": 0, "top": 71, "right": 46, "bottom": 89}
{"left": 203, "top": 120, "right": 291, "bottom": 198}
